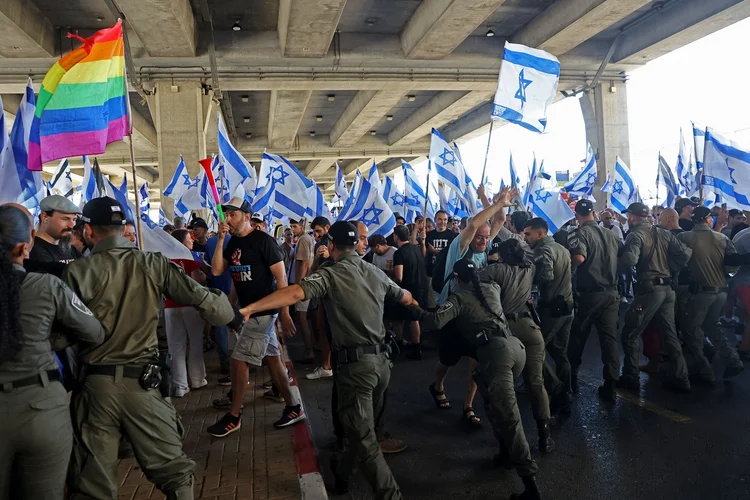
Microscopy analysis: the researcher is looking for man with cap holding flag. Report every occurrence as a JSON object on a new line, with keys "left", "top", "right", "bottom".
{"left": 62, "top": 196, "right": 235, "bottom": 500}
{"left": 238, "top": 220, "right": 416, "bottom": 500}
{"left": 566, "top": 199, "right": 623, "bottom": 402}
{"left": 618, "top": 201, "right": 693, "bottom": 393}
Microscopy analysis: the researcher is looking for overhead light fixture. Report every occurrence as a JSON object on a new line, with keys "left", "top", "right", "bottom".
{"left": 366, "top": 17, "right": 378, "bottom": 26}
{"left": 96, "top": 16, "right": 104, "bottom": 22}
{"left": 316, "top": 115, "right": 323, "bottom": 122}
{"left": 486, "top": 27, "right": 495, "bottom": 37}
{"left": 609, "top": 82, "right": 617, "bottom": 93}
{"left": 309, "top": 131, "right": 316, "bottom": 137}
{"left": 241, "top": 95, "right": 249, "bottom": 102}
{"left": 407, "top": 95, "right": 416, "bottom": 102}
{"left": 386, "top": 115, "right": 393, "bottom": 121}
{"left": 369, "top": 130, "right": 376, "bottom": 136}
{"left": 232, "top": 19, "right": 242, "bottom": 32}
{"left": 243, "top": 116, "right": 250, "bottom": 123}
{"left": 245, "top": 132, "right": 252, "bottom": 139}
{"left": 327, "top": 94, "right": 335, "bottom": 102}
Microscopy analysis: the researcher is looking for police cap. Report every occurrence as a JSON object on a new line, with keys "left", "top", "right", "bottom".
{"left": 40, "top": 194, "right": 81, "bottom": 214}
{"left": 574, "top": 199, "right": 594, "bottom": 215}
{"left": 328, "top": 221, "right": 358, "bottom": 246}
{"left": 80, "top": 197, "right": 127, "bottom": 226}
{"left": 452, "top": 258, "right": 477, "bottom": 282}
{"left": 691, "top": 206, "right": 712, "bottom": 223}
{"left": 623, "top": 202, "right": 649, "bottom": 217}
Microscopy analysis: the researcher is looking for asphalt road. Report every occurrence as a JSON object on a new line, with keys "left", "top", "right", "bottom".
{"left": 290, "top": 324, "right": 750, "bottom": 500}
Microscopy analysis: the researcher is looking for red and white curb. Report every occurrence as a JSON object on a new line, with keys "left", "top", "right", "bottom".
{"left": 285, "top": 353, "right": 328, "bottom": 500}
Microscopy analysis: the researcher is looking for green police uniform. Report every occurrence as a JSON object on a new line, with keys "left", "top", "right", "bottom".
{"left": 677, "top": 224, "right": 744, "bottom": 381}
{"left": 416, "top": 282, "right": 535, "bottom": 478}
{"left": 530, "top": 235, "right": 574, "bottom": 396}
{"left": 298, "top": 251, "right": 405, "bottom": 500}
{"left": 619, "top": 221, "right": 692, "bottom": 385}
{"left": 566, "top": 221, "right": 622, "bottom": 386}
{"left": 480, "top": 263, "right": 550, "bottom": 423}
{"left": 63, "top": 237, "right": 234, "bottom": 500}
{"left": 0, "top": 265, "right": 105, "bottom": 500}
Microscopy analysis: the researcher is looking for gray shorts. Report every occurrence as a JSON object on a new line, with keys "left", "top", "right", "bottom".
{"left": 232, "top": 314, "right": 280, "bottom": 365}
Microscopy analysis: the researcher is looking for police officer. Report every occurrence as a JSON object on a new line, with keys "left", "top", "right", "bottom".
{"left": 480, "top": 238, "right": 554, "bottom": 454}
{"left": 416, "top": 259, "right": 540, "bottom": 500}
{"left": 239, "top": 221, "right": 414, "bottom": 500}
{"left": 0, "top": 204, "right": 105, "bottom": 500}
{"left": 618, "top": 202, "right": 692, "bottom": 393}
{"left": 677, "top": 206, "right": 748, "bottom": 383}
{"left": 566, "top": 199, "right": 623, "bottom": 401}
{"left": 63, "top": 197, "right": 234, "bottom": 500}
{"left": 522, "top": 217, "right": 574, "bottom": 413}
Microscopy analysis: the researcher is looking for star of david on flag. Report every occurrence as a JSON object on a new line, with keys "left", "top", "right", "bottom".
{"left": 656, "top": 154, "right": 679, "bottom": 208}
{"left": 609, "top": 157, "right": 635, "bottom": 213}
{"left": 253, "top": 152, "right": 313, "bottom": 226}
{"left": 562, "top": 143, "right": 597, "bottom": 198}
{"left": 429, "top": 129, "right": 468, "bottom": 206}
{"left": 163, "top": 156, "right": 189, "bottom": 200}
{"left": 529, "top": 177, "right": 574, "bottom": 234}
{"left": 218, "top": 112, "right": 257, "bottom": 202}
{"left": 334, "top": 163, "right": 348, "bottom": 205}
{"left": 337, "top": 176, "right": 396, "bottom": 237}
{"left": 492, "top": 41, "right": 560, "bottom": 133}
{"left": 382, "top": 175, "right": 406, "bottom": 215}
{"left": 402, "top": 160, "right": 427, "bottom": 223}
{"left": 702, "top": 128, "right": 750, "bottom": 209}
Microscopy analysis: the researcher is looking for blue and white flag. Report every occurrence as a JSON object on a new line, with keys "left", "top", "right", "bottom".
{"left": 657, "top": 154, "right": 679, "bottom": 208}
{"left": 509, "top": 154, "right": 521, "bottom": 189}
{"left": 109, "top": 176, "right": 134, "bottom": 222}
{"left": 139, "top": 182, "right": 150, "bottom": 215}
{"left": 383, "top": 175, "right": 406, "bottom": 215}
{"left": 337, "top": 176, "right": 396, "bottom": 237}
{"left": 49, "top": 159, "right": 74, "bottom": 198}
{"left": 158, "top": 208, "right": 169, "bottom": 227}
{"left": 163, "top": 156, "right": 191, "bottom": 200}
{"left": 492, "top": 41, "right": 560, "bottom": 133}
{"left": 522, "top": 156, "right": 539, "bottom": 210}
{"left": 334, "top": 163, "right": 348, "bottom": 203}
{"left": 218, "top": 113, "right": 257, "bottom": 200}
{"left": 693, "top": 122, "right": 706, "bottom": 172}
{"left": 609, "top": 157, "right": 636, "bottom": 213}
{"left": 367, "top": 160, "right": 383, "bottom": 197}
{"left": 81, "top": 155, "right": 101, "bottom": 203}
{"left": 703, "top": 128, "right": 750, "bottom": 209}
{"left": 529, "top": 179, "right": 575, "bottom": 233}
{"left": 676, "top": 128, "right": 692, "bottom": 196}
{"left": 253, "top": 152, "right": 313, "bottom": 225}
{"left": 402, "top": 160, "right": 426, "bottom": 222}
{"left": 601, "top": 172, "right": 611, "bottom": 193}
{"left": 174, "top": 170, "right": 207, "bottom": 218}
{"left": 562, "top": 143, "right": 596, "bottom": 197}
{"left": 0, "top": 96, "right": 22, "bottom": 205}
{"left": 305, "top": 181, "right": 328, "bottom": 219}
{"left": 429, "top": 128, "right": 467, "bottom": 204}
{"left": 338, "top": 171, "right": 362, "bottom": 221}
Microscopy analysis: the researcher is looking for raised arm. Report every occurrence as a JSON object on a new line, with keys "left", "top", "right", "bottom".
{"left": 212, "top": 222, "right": 230, "bottom": 276}
{"left": 461, "top": 187, "right": 515, "bottom": 254}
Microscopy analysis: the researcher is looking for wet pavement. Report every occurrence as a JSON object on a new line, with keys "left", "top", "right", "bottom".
{"left": 291, "top": 325, "right": 750, "bottom": 500}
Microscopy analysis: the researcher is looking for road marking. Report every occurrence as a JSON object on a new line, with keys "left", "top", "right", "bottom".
{"left": 579, "top": 374, "right": 692, "bottom": 424}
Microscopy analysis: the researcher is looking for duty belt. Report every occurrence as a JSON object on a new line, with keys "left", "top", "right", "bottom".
{"left": 690, "top": 285, "right": 722, "bottom": 294}
{"left": 85, "top": 364, "right": 144, "bottom": 379}
{"left": 577, "top": 285, "right": 616, "bottom": 293}
{"left": 2, "top": 369, "right": 61, "bottom": 392}
{"left": 644, "top": 277, "right": 671, "bottom": 286}
{"left": 335, "top": 344, "right": 389, "bottom": 365}
{"left": 505, "top": 311, "right": 532, "bottom": 321}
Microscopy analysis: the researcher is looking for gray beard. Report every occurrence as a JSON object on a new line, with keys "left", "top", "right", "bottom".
{"left": 58, "top": 234, "right": 72, "bottom": 251}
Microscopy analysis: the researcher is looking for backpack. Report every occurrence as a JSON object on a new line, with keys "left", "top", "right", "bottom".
{"left": 431, "top": 246, "right": 451, "bottom": 293}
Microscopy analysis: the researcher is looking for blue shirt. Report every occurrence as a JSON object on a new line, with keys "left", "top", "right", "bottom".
{"left": 437, "top": 236, "right": 488, "bottom": 305}
{"left": 205, "top": 235, "right": 232, "bottom": 294}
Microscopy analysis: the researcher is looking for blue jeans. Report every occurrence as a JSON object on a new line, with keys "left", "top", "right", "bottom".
{"left": 214, "top": 325, "right": 229, "bottom": 364}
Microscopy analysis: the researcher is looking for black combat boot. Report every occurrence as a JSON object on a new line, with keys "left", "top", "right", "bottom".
{"left": 330, "top": 455, "right": 349, "bottom": 494}
{"left": 537, "top": 420, "right": 555, "bottom": 454}
{"left": 510, "top": 475, "right": 543, "bottom": 500}
{"left": 549, "top": 391, "right": 572, "bottom": 417}
{"left": 570, "top": 370, "right": 579, "bottom": 394}
{"left": 597, "top": 380, "right": 617, "bottom": 403}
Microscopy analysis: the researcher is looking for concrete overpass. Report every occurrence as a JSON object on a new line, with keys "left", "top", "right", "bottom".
{"left": 1, "top": 0, "right": 748, "bottom": 212}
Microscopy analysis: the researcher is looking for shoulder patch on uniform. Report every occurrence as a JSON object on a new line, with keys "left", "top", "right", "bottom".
{"left": 438, "top": 302, "right": 454, "bottom": 313}
{"left": 302, "top": 273, "right": 324, "bottom": 283}
{"left": 71, "top": 294, "right": 93, "bottom": 316}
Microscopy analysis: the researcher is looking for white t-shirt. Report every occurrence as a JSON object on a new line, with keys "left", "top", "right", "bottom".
{"left": 371, "top": 246, "right": 397, "bottom": 273}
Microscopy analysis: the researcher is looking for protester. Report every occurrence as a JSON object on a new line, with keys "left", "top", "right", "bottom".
{"left": 367, "top": 234, "right": 397, "bottom": 276}
{"left": 29, "top": 195, "right": 82, "bottom": 263}
{"left": 204, "top": 228, "right": 233, "bottom": 377}
{"left": 425, "top": 210, "right": 457, "bottom": 307}
{"left": 280, "top": 227, "right": 294, "bottom": 273}
{"left": 289, "top": 218, "right": 317, "bottom": 364}
{"left": 676, "top": 197, "right": 698, "bottom": 232}
{"left": 122, "top": 221, "right": 137, "bottom": 245}
{"left": 191, "top": 218, "right": 209, "bottom": 257}
{"left": 392, "top": 224, "right": 428, "bottom": 359}
{"left": 173, "top": 216, "right": 186, "bottom": 229}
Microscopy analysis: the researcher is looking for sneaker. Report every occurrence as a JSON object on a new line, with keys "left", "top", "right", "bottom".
{"left": 174, "top": 387, "right": 189, "bottom": 398}
{"left": 273, "top": 405, "right": 305, "bottom": 428}
{"left": 264, "top": 387, "right": 285, "bottom": 403}
{"left": 191, "top": 379, "right": 208, "bottom": 390}
{"left": 207, "top": 413, "right": 241, "bottom": 437}
{"left": 218, "top": 376, "right": 232, "bottom": 386}
{"left": 306, "top": 367, "right": 333, "bottom": 380}
{"left": 379, "top": 433, "right": 407, "bottom": 454}
{"left": 263, "top": 378, "right": 274, "bottom": 389}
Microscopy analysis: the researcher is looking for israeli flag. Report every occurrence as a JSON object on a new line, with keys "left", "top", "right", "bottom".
{"left": 402, "top": 160, "right": 426, "bottom": 222}
{"left": 656, "top": 154, "right": 679, "bottom": 208}
{"left": 163, "top": 156, "right": 190, "bottom": 200}
{"left": 563, "top": 143, "right": 597, "bottom": 197}
{"left": 0, "top": 97, "right": 23, "bottom": 205}
{"left": 139, "top": 182, "right": 150, "bottom": 215}
{"left": 438, "top": 182, "right": 450, "bottom": 212}
{"left": 601, "top": 172, "right": 611, "bottom": 193}
{"left": 676, "top": 128, "right": 692, "bottom": 196}
{"left": 383, "top": 175, "right": 406, "bottom": 215}
{"left": 492, "top": 42, "right": 560, "bottom": 133}
{"left": 430, "top": 128, "right": 468, "bottom": 204}
{"left": 367, "top": 160, "right": 383, "bottom": 197}
{"left": 334, "top": 163, "right": 348, "bottom": 204}
{"left": 48, "top": 159, "right": 73, "bottom": 198}
{"left": 632, "top": 186, "right": 643, "bottom": 204}
{"left": 253, "top": 152, "right": 313, "bottom": 225}
{"left": 609, "top": 157, "right": 636, "bottom": 213}
{"left": 529, "top": 179, "right": 575, "bottom": 233}
{"left": 305, "top": 181, "right": 328, "bottom": 218}
{"left": 522, "top": 157, "right": 539, "bottom": 209}
{"left": 463, "top": 175, "right": 482, "bottom": 216}
{"left": 158, "top": 208, "right": 169, "bottom": 227}
{"left": 703, "top": 128, "right": 750, "bottom": 209}
{"left": 81, "top": 155, "right": 101, "bottom": 203}
{"left": 693, "top": 122, "right": 706, "bottom": 172}
{"left": 175, "top": 171, "right": 207, "bottom": 217}
{"left": 218, "top": 113, "right": 257, "bottom": 200}
{"left": 109, "top": 176, "right": 134, "bottom": 222}
{"left": 337, "top": 176, "right": 396, "bottom": 237}
{"left": 509, "top": 153, "right": 521, "bottom": 189}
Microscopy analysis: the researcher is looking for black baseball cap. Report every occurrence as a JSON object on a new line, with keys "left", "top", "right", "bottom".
{"left": 691, "top": 206, "right": 712, "bottom": 223}
{"left": 328, "top": 221, "right": 358, "bottom": 246}
{"left": 574, "top": 199, "right": 594, "bottom": 215}
{"left": 623, "top": 202, "right": 650, "bottom": 217}
{"left": 80, "top": 197, "right": 128, "bottom": 226}
{"left": 192, "top": 218, "right": 208, "bottom": 230}
{"left": 221, "top": 196, "right": 252, "bottom": 214}
{"left": 728, "top": 209, "right": 744, "bottom": 218}
{"left": 675, "top": 197, "right": 699, "bottom": 212}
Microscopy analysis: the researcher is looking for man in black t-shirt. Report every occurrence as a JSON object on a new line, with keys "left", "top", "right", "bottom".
{"left": 207, "top": 197, "right": 304, "bottom": 437}
{"left": 190, "top": 218, "right": 209, "bottom": 258}
{"left": 392, "top": 225, "right": 428, "bottom": 359}
{"left": 676, "top": 197, "right": 698, "bottom": 232}
{"left": 29, "top": 195, "right": 83, "bottom": 264}
{"left": 424, "top": 210, "right": 457, "bottom": 306}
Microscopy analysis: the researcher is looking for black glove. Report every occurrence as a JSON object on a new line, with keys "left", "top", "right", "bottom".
{"left": 228, "top": 305, "right": 245, "bottom": 331}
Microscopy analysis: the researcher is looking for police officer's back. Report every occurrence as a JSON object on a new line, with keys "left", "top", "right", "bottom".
{"left": 63, "top": 198, "right": 234, "bottom": 500}
{"left": 677, "top": 206, "right": 746, "bottom": 382}
{"left": 0, "top": 204, "right": 105, "bottom": 500}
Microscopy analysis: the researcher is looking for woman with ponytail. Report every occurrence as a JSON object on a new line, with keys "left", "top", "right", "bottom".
{"left": 480, "top": 238, "right": 555, "bottom": 456}
{"left": 412, "top": 258, "right": 542, "bottom": 500}
{"left": 0, "top": 204, "right": 106, "bottom": 500}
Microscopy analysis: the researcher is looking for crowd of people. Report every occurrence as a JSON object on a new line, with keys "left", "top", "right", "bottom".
{"left": 3, "top": 184, "right": 750, "bottom": 500}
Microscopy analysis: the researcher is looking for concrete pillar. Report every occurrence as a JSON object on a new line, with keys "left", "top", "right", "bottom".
{"left": 580, "top": 80, "right": 630, "bottom": 208}
{"left": 150, "top": 80, "right": 212, "bottom": 216}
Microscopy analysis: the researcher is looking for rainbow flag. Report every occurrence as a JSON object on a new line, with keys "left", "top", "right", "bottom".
{"left": 28, "top": 20, "right": 130, "bottom": 171}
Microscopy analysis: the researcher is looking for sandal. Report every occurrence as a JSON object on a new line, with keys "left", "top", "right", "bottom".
{"left": 461, "top": 407, "right": 482, "bottom": 428}
{"left": 429, "top": 382, "right": 452, "bottom": 410}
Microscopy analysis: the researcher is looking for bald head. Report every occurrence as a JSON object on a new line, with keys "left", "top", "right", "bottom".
{"left": 0, "top": 203, "right": 32, "bottom": 220}
{"left": 659, "top": 208, "right": 679, "bottom": 230}
{"left": 355, "top": 221, "right": 368, "bottom": 256}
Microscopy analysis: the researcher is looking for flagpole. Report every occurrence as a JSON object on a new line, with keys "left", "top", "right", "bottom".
{"left": 423, "top": 160, "right": 432, "bottom": 218}
{"left": 127, "top": 133, "right": 144, "bottom": 248}
{"left": 480, "top": 120, "right": 495, "bottom": 185}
